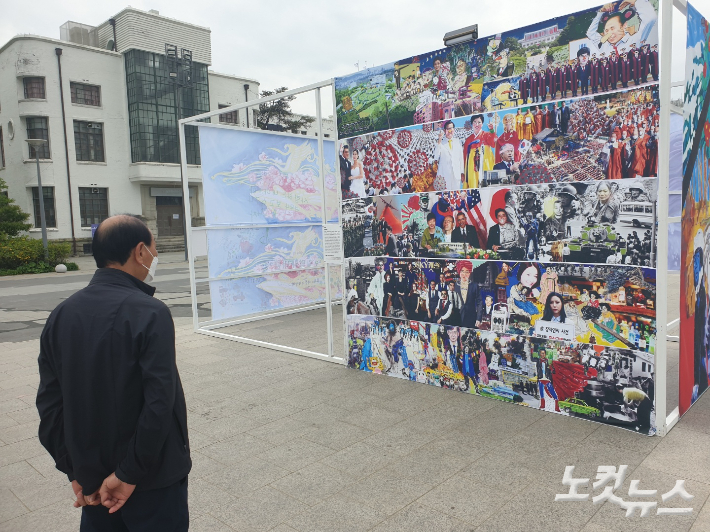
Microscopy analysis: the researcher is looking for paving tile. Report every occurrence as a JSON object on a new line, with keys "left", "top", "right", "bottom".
{"left": 247, "top": 417, "right": 319, "bottom": 446}
{"left": 369, "top": 504, "right": 474, "bottom": 532}
{"left": 256, "top": 437, "right": 336, "bottom": 472}
{"left": 187, "top": 477, "right": 240, "bottom": 521}
{"left": 286, "top": 490, "right": 389, "bottom": 532}
{"left": 271, "top": 462, "right": 355, "bottom": 506}
{"left": 641, "top": 425, "right": 710, "bottom": 483}
{"left": 690, "top": 495, "right": 710, "bottom": 531}
{"left": 189, "top": 413, "right": 264, "bottom": 442}
{"left": 341, "top": 406, "right": 408, "bottom": 433}
{"left": 0, "top": 399, "right": 29, "bottom": 416}
{"left": 190, "top": 514, "right": 235, "bottom": 532}
{"left": 346, "top": 468, "right": 433, "bottom": 516}
{"left": 0, "top": 439, "right": 46, "bottom": 468}
{"left": 188, "top": 451, "right": 227, "bottom": 481}
{"left": 0, "top": 422, "right": 37, "bottom": 445}
{"left": 0, "top": 461, "right": 44, "bottom": 488}
{"left": 359, "top": 420, "right": 439, "bottom": 455}
{"left": 0, "top": 385, "right": 36, "bottom": 403}
{"left": 0, "top": 488, "right": 29, "bottom": 523}
{"left": 322, "top": 441, "right": 396, "bottom": 480}
{"left": 474, "top": 472, "right": 599, "bottom": 532}
{"left": 418, "top": 472, "right": 515, "bottom": 526}
{"left": 275, "top": 388, "right": 338, "bottom": 411}
{"left": 301, "top": 421, "right": 375, "bottom": 451}
{"left": 200, "top": 433, "right": 274, "bottom": 466}
{"left": 211, "top": 486, "right": 304, "bottom": 532}
{"left": 10, "top": 477, "right": 73, "bottom": 511}
{"left": 5, "top": 407, "right": 39, "bottom": 425}
{"left": 25, "top": 454, "right": 68, "bottom": 483}
{"left": 0, "top": 499, "right": 79, "bottom": 532}
{"left": 203, "top": 457, "right": 290, "bottom": 495}
{"left": 288, "top": 403, "right": 354, "bottom": 428}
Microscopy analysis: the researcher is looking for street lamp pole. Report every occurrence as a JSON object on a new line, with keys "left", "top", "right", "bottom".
{"left": 26, "top": 138, "right": 49, "bottom": 260}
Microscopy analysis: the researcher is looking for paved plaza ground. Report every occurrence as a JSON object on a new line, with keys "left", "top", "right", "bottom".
{"left": 0, "top": 264, "right": 707, "bottom": 532}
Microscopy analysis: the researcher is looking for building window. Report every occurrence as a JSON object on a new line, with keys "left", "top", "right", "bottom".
{"left": 70, "top": 82, "right": 101, "bottom": 106}
{"left": 32, "top": 186, "right": 56, "bottom": 228}
{"left": 74, "top": 121, "right": 105, "bottom": 162}
{"left": 26, "top": 117, "right": 50, "bottom": 159}
{"left": 218, "top": 104, "right": 238, "bottom": 124}
{"left": 79, "top": 187, "right": 108, "bottom": 226}
{"left": 324, "top": 134, "right": 330, "bottom": 138}
{"left": 0, "top": 126, "right": 4, "bottom": 168}
{"left": 124, "top": 50, "right": 209, "bottom": 165}
{"left": 23, "top": 77, "right": 46, "bottom": 99}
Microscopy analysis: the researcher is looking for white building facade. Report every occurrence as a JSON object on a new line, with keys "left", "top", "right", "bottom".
{"left": 0, "top": 8, "right": 260, "bottom": 252}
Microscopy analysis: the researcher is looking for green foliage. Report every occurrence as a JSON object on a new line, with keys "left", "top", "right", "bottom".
{"left": 503, "top": 37, "right": 522, "bottom": 52}
{"left": 254, "top": 87, "right": 315, "bottom": 132}
{"left": 0, "top": 261, "right": 78, "bottom": 276}
{"left": 0, "top": 237, "right": 71, "bottom": 270}
{"left": 0, "top": 177, "right": 31, "bottom": 237}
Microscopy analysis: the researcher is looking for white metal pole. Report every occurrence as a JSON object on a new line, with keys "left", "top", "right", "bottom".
{"left": 656, "top": 0, "right": 673, "bottom": 436}
{"left": 179, "top": 121, "right": 199, "bottom": 331}
{"left": 316, "top": 87, "right": 336, "bottom": 359}
{"left": 333, "top": 81, "right": 351, "bottom": 366}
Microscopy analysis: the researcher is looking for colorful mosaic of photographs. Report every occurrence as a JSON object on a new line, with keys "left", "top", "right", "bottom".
{"left": 344, "top": 179, "right": 658, "bottom": 266}
{"left": 335, "top": 1, "right": 659, "bottom": 139}
{"left": 347, "top": 315, "right": 656, "bottom": 435}
{"left": 345, "top": 257, "right": 656, "bottom": 350}
{"left": 339, "top": 86, "right": 660, "bottom": 199}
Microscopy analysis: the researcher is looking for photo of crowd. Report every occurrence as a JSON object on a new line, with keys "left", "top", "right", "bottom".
{"left": 345, "top": 256, "right": 657, "bottom": 350}
{"left": 335, "top": 1, "right": 659, "bottom": 138}
{"left": 343, "top": 177, "right": 658, "bottom": 266}
{"left": 347, "top": 315, "right": 656, "bottom": 434}
{"left": 339, "top": 86, "right": 660, "bottom": 199}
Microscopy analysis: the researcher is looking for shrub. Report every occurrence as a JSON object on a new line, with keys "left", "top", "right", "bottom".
{"left": 0, "top": 237, "right": 71, "bottom": 270}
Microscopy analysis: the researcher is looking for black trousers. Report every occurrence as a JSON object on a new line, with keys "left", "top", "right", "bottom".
{"left": 80, "top": 477, "right": 188, "bottom": 532}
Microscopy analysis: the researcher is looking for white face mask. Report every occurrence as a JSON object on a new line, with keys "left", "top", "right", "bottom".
{"left": 142, "top": 247, "right": 158, "bottom": 283}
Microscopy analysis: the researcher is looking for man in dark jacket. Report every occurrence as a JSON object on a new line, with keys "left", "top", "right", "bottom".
{"left": 36, "top": 215, "right": 191, "bottom": 531}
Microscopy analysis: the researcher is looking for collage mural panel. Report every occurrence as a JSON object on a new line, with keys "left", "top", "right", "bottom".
{"left": 680, "top": 2, "right": 710, "bottom": 415}
{"left": 336, "top": 2, "right": 663, "bottom": 434}
{"left": 345, "top": 257, "right": 656, "bottom": 350}
{"left": 335, "top": 1, "right": 660, "bottom": 139}
{"left": 340, "top": 86, "right": 660, "bottom": 198}
{"left": 347, "top": 315, "right": 655, "bottom": 434}
{"left": 343, "top": 179, "right": 657, "bottom": 266}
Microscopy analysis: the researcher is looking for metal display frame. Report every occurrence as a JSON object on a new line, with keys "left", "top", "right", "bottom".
{"left": 179, "top": 80, "right": 346, "bottom": 364}
{"left": 178, "top": 0, "right": 690, "bottom": 436}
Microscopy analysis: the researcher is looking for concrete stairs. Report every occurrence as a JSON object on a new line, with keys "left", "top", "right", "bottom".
{"left": 156, "top": 236, "right": 185, "bottom": 253}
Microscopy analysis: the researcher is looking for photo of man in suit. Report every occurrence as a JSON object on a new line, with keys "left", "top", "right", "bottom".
{"left": 340, "top": 145, "right": 352, "bottom": 193}
{"left": 451, "top": 212, "right": 481, "bottom": 249}
{"left": 493, "top": 144, "right": 520, "bottom": 180}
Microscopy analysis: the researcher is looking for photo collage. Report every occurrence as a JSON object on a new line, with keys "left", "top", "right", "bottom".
{"left": 343, "top": 179, "right": 658, "bottom": 266}
{"left": 335, "top": 1, "right": 660, "bottom": 139}
{"left": 339, "top": 85, "right": 660, "bottom": 198}
{"left": 347, "top": 315, "right": 656, "bottom": 434}
{"left": 337, "top": 2, "right": 661, "bottom": 434}
{"left": 345, "top": 257, "right": 657, "bottom": 350}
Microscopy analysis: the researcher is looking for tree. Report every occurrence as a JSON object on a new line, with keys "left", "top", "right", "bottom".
{"left": 0, "top": 177, "right": 31, "bottom": 237}
{"left": 503, "top": 36, "right": 522, "bottom": 53}
{"left": 254, "top": 87, "right": 315, "bottom": 133}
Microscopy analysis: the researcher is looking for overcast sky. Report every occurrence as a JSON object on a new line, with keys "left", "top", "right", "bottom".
{"left": 1, "top": 0, "right": 707, "bottom": 115}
